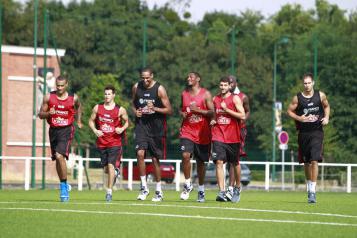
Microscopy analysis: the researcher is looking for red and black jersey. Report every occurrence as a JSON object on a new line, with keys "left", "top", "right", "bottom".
{"left": 179, "top": 88, "right": 211, "bottom": 145}
{"left": 95, "top": 103, "right": 123, "bottom": 148}
{"left": 47, "top": 91, "right": 75, "bottom": 128}
{"left": 211, "top": 94, "right": 240, "bottom": 143}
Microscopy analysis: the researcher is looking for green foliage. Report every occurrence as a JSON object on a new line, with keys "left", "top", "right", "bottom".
{"left": 3, "top": 0, "right": 356, "bottom": 162}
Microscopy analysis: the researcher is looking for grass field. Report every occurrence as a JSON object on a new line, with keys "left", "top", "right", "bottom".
{"left": 0, "top": 189, "right": 356, "bottom": 238}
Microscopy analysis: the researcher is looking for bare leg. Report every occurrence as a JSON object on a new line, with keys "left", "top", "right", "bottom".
{"left": 137, "top": 150, "right": 146, "bottom": 177}
{"left": 229, "top": 165, "right": 235, "bottom": 187}
{"left": 304, "top": 163, "right": 311, "bottom": 181}
{"left": 310, "top": 161, "right": 318, "bottom": 182}
{"left": 182, "top": 152, "right": 191, "bottom": 180}
{"left": 107, "top": 164, "right": 115, "bottom": 189}
{"left": 197, "top": 160, "right": 206, "bottom": 186}
{"left": 55, "top": 153, "right": 67, "bottom": 181}
{"left": 152, "top": 157, "right": 161, "bottom": 182}
{"left": 215, "top": 160, "right": 225, "bottom": 191}
{"left": 233, "top": 162, "right": 241, "bottom": 186}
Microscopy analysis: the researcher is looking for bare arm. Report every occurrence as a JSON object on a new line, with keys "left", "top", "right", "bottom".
{"left": 115, "top": 107, "right": 129, "bottom": 134}
{"left": 74, "top": 94, "right": 82, "bottom": 128}
{"left": 221, "top": 95, "right": 245, "bottom": 120}
{"left": 88, "top": 105, "right": 103, "bottom": 137}
{"left": 190, "top": 90, "right": 214, "bottom": 118}
{"left": 320, "top": 91, "right": 330, "bottom": 125}
{"left": 242, "top": 95, "right": 250, "bottom": 121}
{"left": 38, "top": 94, "right": 52, "bottom": 119}
{"left": 287, "top": 95, "right": 316, "bottom": 122}
{"left": 150, "top": 85, "right": 172, "bottom": 115}
{"left": 131, "top": 83, "right": 142, "bottom": 118}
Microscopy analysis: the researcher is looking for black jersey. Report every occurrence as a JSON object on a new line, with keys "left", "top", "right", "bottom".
{"left": 134, "top": 80, "right": 166, "bottom": 137}
{"left": 295, "top": 90, "right": 324, "bottom": 132}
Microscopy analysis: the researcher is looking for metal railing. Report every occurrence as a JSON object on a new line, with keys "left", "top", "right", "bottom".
{"left": 0, "top": 156, "right": 356, "bottom": 193}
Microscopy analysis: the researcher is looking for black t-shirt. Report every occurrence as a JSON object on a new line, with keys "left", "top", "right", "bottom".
{"left": 295, "top": 90, "right": 324, "bottom": 132}
{"left": 133, "top": 81, "right": 166, "bottom": 137}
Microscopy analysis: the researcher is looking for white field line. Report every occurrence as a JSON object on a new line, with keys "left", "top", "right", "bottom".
{"left": 1, "top": 201, "right": 357, "bottom": 219}
{"left": 0, "top": 207, "right": 357, "bottom": 227}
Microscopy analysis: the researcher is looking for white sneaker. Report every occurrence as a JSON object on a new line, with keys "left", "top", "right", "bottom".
{"left": 152, "top": 191, "right": 163, "bottom": 202}
{"left": 180, "top": 183, "right": 193, "bottom": 200}
{"left": 137, "top": 186, "right": 150, "bottom": 200}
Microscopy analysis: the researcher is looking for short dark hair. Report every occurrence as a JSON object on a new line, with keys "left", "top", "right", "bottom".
{"left": 189, "top": 72, "right": 201, "bottom": 79}
{"left": 220, "top": 76, "right": 230, "bottom": 83}
{"left": 228, "top": 75, "right": 237, "bottom": 84}
{"left": 140, "top": 67, "right": 153, "bottom": 75}
{"left": 104, "top": 85, "right": 116, "bottom": 94}
{"left": 303, "top": 72, "right": 314, "bottom": 80}
{"left": 56, "top": 75, "right": 68, "bottom": 82}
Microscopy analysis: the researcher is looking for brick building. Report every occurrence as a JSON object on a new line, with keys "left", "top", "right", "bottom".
{"left": 1, "top": 45, "right": 65, "bottom": 183}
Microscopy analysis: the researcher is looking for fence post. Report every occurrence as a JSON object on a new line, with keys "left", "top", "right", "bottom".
{"left": 265, "top": 163, "right": 270, "bottom": 191}
{"left": 347, "top": 165, "right": 351, "bottom": 193}
{"left": 77, "top": 155, "right": 83, "bottom": 191}
{"left": 128, "top": 160, "right": 133, "bottom": 191}
{"left": 175, "top": 161, "right": 180, "bottom": 192}
{"left": 25, "top": 158, "right": 31, "bottom": 190}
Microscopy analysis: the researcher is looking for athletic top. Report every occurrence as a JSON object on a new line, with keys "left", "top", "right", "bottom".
{"left": 179, "top": 88, "right": 211, "bottom": 144}
{"left": 211, "top": 94, "right": 240, "bottom": 143}
{"left": 236, "top": 91, "right": 247, "bottom": 128}
{"left": 95, "top": 103, "right": 123, "bottom": 148}
{"left": 133, "top": 80, "right": 166, "bottom": 137}
{"left": 47, "top": 91, "right": 75, "bottom": 128}
{"left": 295, "top": 90, "right": 324, "bottom": 132}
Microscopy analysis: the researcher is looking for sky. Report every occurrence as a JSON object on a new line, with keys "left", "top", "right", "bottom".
{"left": 145, "top": 0, "right": 357, "bottom": 22}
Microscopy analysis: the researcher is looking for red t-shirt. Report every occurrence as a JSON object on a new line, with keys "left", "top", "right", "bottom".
{"left": 179, "top": 88, "right": 211, "bottom": 144}
{"left": 211, "top": 94, "right": 240, "bottom": 143}
{"left": 47, "top": 91, "right": 75, "bottom": 128}
{"left": 95, "top": 104, "right": 123, "bottom": 148}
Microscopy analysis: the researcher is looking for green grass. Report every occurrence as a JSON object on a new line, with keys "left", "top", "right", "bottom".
{"left": 0, "top": 190, "right": 356, "bottom": 238}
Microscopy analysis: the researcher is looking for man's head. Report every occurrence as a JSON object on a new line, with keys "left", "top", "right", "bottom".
{"left": 55, "top": 75, "right": 68, "bottom": 94}
{"left": 186, "top": 72, "right": 201, "bottom": 87}
{"left": 140, "top": 67, "right": 154, "bottom": 88}
{"left": 219, "top": 76, "right": 231, "bottom": 95}
{"left": 228, "top": 75, "right": 237, "bottom": 92}
{"left": 104, "top": 85, "right": 116, "bottom": 103}
{"left": 303, "top": 73, "right": 314, "bottom": 93}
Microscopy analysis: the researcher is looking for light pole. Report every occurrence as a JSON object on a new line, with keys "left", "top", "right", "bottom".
{"left": 272, "top": 36, "right": 289, "bottom": 181}
{"left": 230, "top": 26, "right": 237, "bottom": 76}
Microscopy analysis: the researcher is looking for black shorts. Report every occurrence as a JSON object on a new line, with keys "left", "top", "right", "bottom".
{"left": 298, "top": 130, "right": 324, "bottom": 164}
{"left": 98, "top": 146, "right": 122, "bottom": 167}
{"left": 135, "top": 135, "right": 166, "bottom": 160}
{"left": 49, "top": 125, "right": 75, "bottom": 161}
{"left": 180, "top": 138, "right": 210, "bottom": 162}
{"left": 211, "top": 141, "right": 240, "bottom": 164}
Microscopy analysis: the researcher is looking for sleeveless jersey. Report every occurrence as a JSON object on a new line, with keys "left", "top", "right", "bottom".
{"left": 95, "top": 103, "right": 123, "bottom": 148}
{"left": 237, "top": 92, "right": 247, "bottom": 128}
{"left": 295, "top": 90, "right": 324, "bottom": 132}
{"left": 211, "top": 94, "right": 240, "bottom": 143}
{"left": 134, "top": 81, "right": 166, "bottom": 137}
{"left": 47, "top": 91, "right": 75, "bottom": 128}
{"left": 179, "top": 88, "right": 211, "bottom": 144}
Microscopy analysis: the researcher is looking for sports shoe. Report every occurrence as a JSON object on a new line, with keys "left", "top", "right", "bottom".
{"left": 216, "top": 191, "right": 227, "bottom": 202}
{"left": 180, "top": 183, "right": 193, "bottom": 200}
{"left": 308, "top": 192, "right": 316, "bottom": 204}
{"left": 225, "top": 187, "right": 234, "bottom": 201}
{"left": 67, "top": 184, "right": 72, "bottom": 192}
{"left": 113, "top": 168, "right": 120, "bottom": 187}
{"left": 106, "top": 193, "right": 112, "bottom": 202}
{"left": 137, "top": 186, "right": 150, "bottom": 200}
{"left": 197, "top": 191, "right": 205, "bottom": 203}
{"left": 60, "top": 182, "right": 69, "bottom": 202}
{"left": 231, "top": 186, "right": 241, "bottom": 203}
{"left": 152, "top": 191, "right": 164, "bottom": 202}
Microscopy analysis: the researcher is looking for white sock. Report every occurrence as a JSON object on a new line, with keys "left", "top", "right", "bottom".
{"left": 228, "top": 186, "right": 234, "bottom": 192}
{"left": 310, "top": 182, "right": 316, "bottom": 193}
{"left": 107, "top": 189, "right": 112, "bottom": 195}
{"left": 306, "top": 180, "right": 312, "bottom": 192}
{"left": 198, "top": 185, "right": 205, "bottom": 192}
{"left": 156, "top": 182, "right": 162, "bottom": 192}
{"left": 185, "top": 179, "right": 191, "bottom": 186}
{"left": 140, "top": 176, "right": 147, "bottom": 188}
